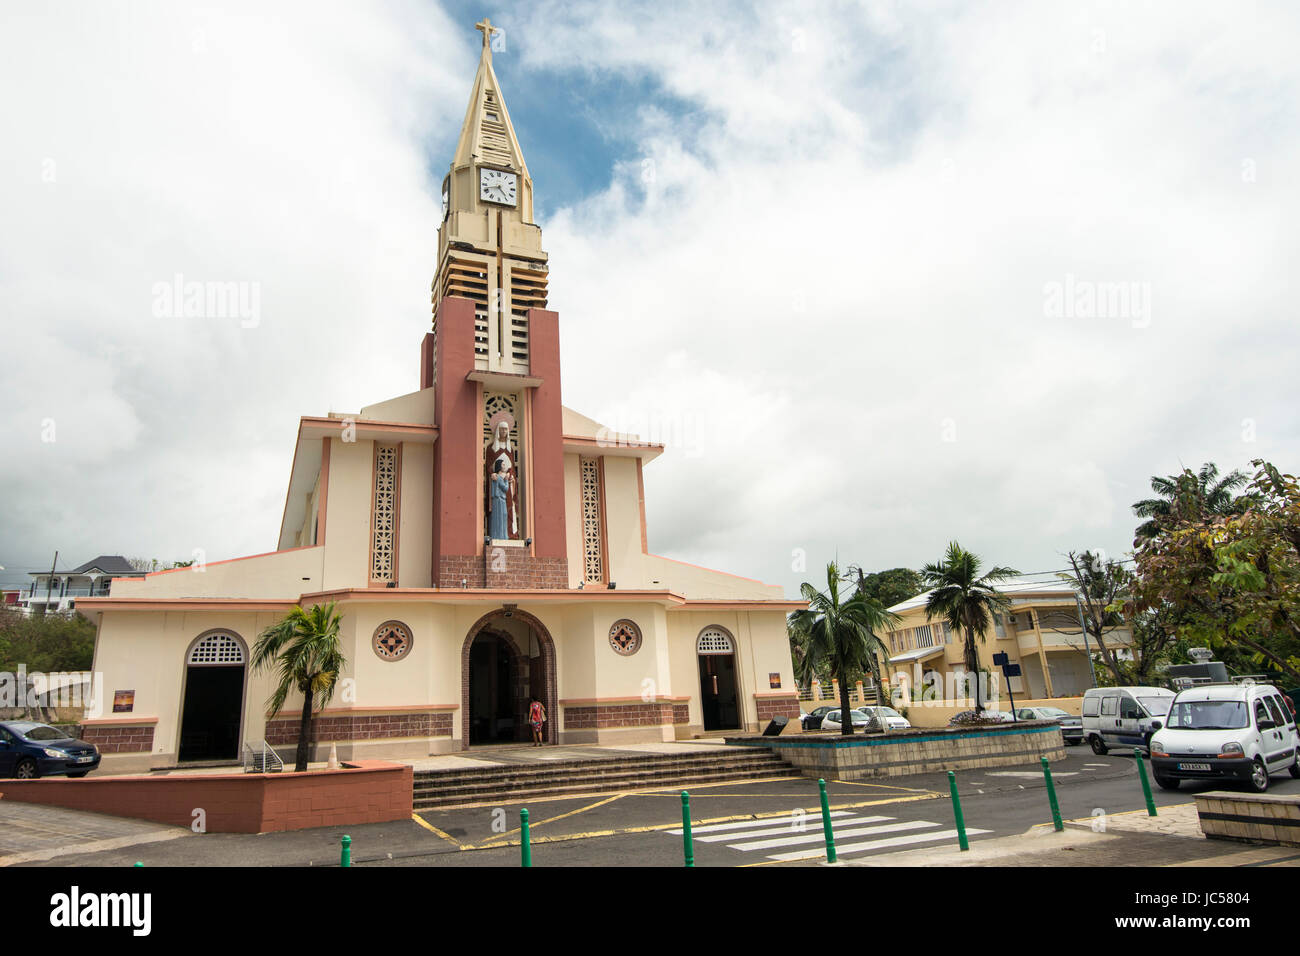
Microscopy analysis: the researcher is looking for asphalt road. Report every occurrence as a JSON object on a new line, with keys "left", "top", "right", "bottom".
{"left": 20, "top": 744, "right": 1300, "bottom": 867}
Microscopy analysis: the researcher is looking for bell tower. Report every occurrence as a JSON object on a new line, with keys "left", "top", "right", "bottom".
{"left": 424, "top": 18, "right": 567, "bottom": 591}
{"left": 432, "top": 17, "right": 548, "bottom": 375}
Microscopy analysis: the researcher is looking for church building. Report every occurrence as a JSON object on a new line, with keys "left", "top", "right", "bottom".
{"left": 79, "top": 20, "right": 801, "bottom": 772}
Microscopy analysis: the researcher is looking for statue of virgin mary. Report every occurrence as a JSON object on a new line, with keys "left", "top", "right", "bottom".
{"left": 484, "top": 417, "right": 520, "bottom": 539}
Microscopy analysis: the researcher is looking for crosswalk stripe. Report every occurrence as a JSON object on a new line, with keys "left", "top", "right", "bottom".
{"left": 729, "top": 819, "right": 938, "bottom": 852}
{"left": 666, "top": 810, "right": 856, "bottom": 836}
{"left": 697, "top": 816, "right": 890, "bottom": 845}
{"left": 766, "top": 826, "right": 993, "bottom": 863}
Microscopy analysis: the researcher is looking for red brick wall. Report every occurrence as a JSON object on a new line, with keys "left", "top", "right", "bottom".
{"left": 563, "top": 701, "right": 677, "bottom": 730}
{"left": 672, "top": 703, "right": 690, "bottom": 725}
{"left": 0, "top": 760, "right": 413, "bottom": 833}
{"left": 264, "top": 711, "right": 453, "bottom": 747}
{"left": 436, "top": 551, "right": 568, "bottom": 589}
{"left": 432, "top": 296, "right": 481, "bottom": 586}
{"left": 526, "top": 308, "right": 567, "bottom": 562}
{"left": 79, "top": 723, "right": 155, "bottom": 754}
{"left": 755, "top": 695, "right": 801, "bottom": 722}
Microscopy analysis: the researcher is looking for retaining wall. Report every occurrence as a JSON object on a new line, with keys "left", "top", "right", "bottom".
{"left": 1195, "top": 791, "right": 1300, "bottom": 847}
{"left": 728, "top": 720, "right": 1065, "bottom": 779}
{"left": 0, "top": 760, "right": 412, "bottom": 833}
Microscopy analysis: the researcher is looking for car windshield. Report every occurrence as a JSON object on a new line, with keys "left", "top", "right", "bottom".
{"left": 1138, "top": 696, "right": 1172, "bottom": 716}
{"left": 13, "top": 723, "right": 65, "bottom": 741}
{"left": 1166, "top": 700, "right": 1249, "bottom": 730}
{"left": 1039, "top": 708, "right": 1070, "bottom": 717}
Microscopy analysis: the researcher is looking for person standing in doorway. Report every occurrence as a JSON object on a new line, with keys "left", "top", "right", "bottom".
{"left": 528, "top": 697, "right": 547, "bottom": 746}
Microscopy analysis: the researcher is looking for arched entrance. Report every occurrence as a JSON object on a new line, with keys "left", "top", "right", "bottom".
{"left": 697, "top": 626, "right": 741, "bottom": 731}
{"left": 461, "top": 609, "right": 557, "bottom": 748}
{"left": 179, "top": 631, "right": 247, "bottom": 762}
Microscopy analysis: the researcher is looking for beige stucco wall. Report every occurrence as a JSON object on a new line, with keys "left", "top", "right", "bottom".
{"left": 397, "top": 442, "right": 433, "bottom": 588}
{"left": 105, "top": 547, "right": 325, "bottom": 600}
{"left": 321, "top": 437, "right": 373, "bottom": 589}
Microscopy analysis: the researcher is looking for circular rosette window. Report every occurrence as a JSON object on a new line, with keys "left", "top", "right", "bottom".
{"left": 372, "top": 620, "right": 413, "bottom": 661}
{"left": 608, "top": 619, "right": 643, "bottom": 656}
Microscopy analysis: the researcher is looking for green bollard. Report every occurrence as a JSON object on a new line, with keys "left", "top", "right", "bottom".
{"left": 818, "top": 778, "right": 837, "bottom": 863}
{"left": 521, "top": 808, "right": 532, "bottom": 867}
{"left": 947, "top": 770, "right": 969, "bottom": 851}
{"left": 340, "top": 834, "right": 351, "bottom": 868}
{"left": 1134, "top": 750, "right": 1157, "bottom": 817}
{"left": 1040, "top": 757, "right": 1063, "bottom": 831}
{"left": 133, "top": 862, "right": 143, "bottom": 867}
{"left": 681, "top": 791, "right": 694, "bottom": 868}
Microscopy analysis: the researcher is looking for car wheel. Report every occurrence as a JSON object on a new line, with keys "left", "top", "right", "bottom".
{"left": 1089, "top": 735, "right": 1108, "bottom": 755}
{"left": 1290, "top": 753, "right": 1300, "bottom": 779}
{"left": 1154, "top": 773, "right": 1180, "bottom": 791}
{"left": 14, "top": 758, "right": 38, "bottom": 779}
{"left": 1248, "top": 757, "right": 1269, "bottom": 793}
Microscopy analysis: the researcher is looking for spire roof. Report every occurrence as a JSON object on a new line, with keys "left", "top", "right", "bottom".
{"left": 452, "top": 18, "right": 530, "bottom": 175}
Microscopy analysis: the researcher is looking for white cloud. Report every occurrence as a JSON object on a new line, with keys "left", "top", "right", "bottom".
{"left": 1, "top": 0, "right": 1296, "bottom": 598}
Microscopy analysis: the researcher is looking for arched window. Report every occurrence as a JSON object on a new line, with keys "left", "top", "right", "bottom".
{"left": 188, "top": 632, "right": 246, "bottom": 666}
{"left": 696, "top": 626, "right": 735, "bottom": 655}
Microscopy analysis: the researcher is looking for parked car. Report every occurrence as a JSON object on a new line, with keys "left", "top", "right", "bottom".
{"left": 820, "top": 709, "right": 873, "bottom": 732}
{"left": 800, "top": 706, "right": 835, "bottom": 731}
{"left": 1016, "top": 706, "right": 1083, "bottom": 745}
{"left": 0, "top": 721, "right": 101, "bottom": 779}
{"left": 854, "top": 706, "right": 911, "bottom": 730}
{"left": 1081, "top": 686, "right": 1175, "bottom": 754}
{"left": 1150, "top": 682, "right": 1300, "bottom": 793}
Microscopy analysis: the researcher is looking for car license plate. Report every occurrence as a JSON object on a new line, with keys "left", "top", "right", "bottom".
{"left": 75, "top": 755, "right": 93, "bottom": 763}
{"left": 1177, "top": 762, "right": 1211, "bottom": 771}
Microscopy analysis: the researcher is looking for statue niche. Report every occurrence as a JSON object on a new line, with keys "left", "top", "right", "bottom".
{"left": 485, "top": 412, "right": 522, "bottom": 541}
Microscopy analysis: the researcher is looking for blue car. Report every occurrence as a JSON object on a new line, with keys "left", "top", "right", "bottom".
{"left": 0, "top": 721, "right": 101, "bottom": 779}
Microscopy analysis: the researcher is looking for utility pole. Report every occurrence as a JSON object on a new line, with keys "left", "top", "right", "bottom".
{"left": 1075, "top": 593, "right": 1098, "bottom": 688}
{"left": 45, "top": 550, "right": 58, "bottom": 611}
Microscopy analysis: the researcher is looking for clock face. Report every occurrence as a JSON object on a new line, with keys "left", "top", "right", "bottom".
{"left": 479, "top": 168, "right": 518, "bottom": 206}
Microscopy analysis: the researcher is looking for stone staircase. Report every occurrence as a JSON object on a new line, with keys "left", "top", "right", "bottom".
{"left": 412, "top": 747, "right": 796, "bottom": 809}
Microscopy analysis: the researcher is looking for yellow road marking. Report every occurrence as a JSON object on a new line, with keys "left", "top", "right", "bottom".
{"left": 455, "top": 791, "right": 943, "bottom": 852}
{"left": 410, "top": 813, "right": 463, "bottom": 847}
{"left": 493, "top": 794, "right": 624, "bottom": 840}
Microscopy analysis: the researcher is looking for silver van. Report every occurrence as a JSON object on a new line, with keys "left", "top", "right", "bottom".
{"left": 1081, "top": 686, "right": 1176, "bottom": 754}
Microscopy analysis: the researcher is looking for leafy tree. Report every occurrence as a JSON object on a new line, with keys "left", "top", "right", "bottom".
{"left": 919, "top": 542, "right": 1019, "bottom": 712}
{"left": 0, "top": 607, "right": 96, "bottom": 673}
{"left": 1132, "top": 462, "right": 1248, "bottom": 544}
{"left": 788, "top": 561, "right": 899, "bottom": 734}
{"left": 251, "top": 602, "right": 346, "bottom": 772}
{"left": 1051, "top": 550, "right": 1132, "bottom": 684}
{"left": 845, "top": 566, "right": 923, "bottom": 610}
{"left": 1126, "top": 460, "right": 1300, "bottom": 684}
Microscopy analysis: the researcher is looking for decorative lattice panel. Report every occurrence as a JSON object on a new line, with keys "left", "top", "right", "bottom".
{"left": 697, "top": 627, "right": 734, "bottom": 655}
{"left": 581, "top": 457, "right": 604, "bottom": 583}
{"left": 483, "top": 392, "right": 519, "bottom": 444}
{"left": 189, "top": 632, "right": 245, "bottom": 665}
{"left": 608, "top": 619, "right": 642, "bottom": 656}
{"left": 370, "top": 443, "right": 399, "bottom": 584}
{"left": 373, "top": 620, "right": 413, "bottom": 661}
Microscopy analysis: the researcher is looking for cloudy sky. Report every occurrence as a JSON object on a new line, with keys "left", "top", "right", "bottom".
{"left": 1, "top": 0, "right": 1296, "bottom": 596}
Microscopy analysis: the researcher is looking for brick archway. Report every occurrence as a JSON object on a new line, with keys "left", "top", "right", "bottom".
{"left": 460, "top": 609, "right": 557, "bottom": 748}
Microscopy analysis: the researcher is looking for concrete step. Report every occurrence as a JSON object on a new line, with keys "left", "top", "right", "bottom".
{"left": 413, "top": 765, "right": 796, "bottom": 809}
{"left": 411, "top": 748, "right": 797, "bottom": 808}
{"left": 412, "top": 750, "right": 786, "bottom": 789}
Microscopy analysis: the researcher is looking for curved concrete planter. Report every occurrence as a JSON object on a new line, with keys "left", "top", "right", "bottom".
{"left": 726, "top": 720, "right": 1065, "bottom": 780}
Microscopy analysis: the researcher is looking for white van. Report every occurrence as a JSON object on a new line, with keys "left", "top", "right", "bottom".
{"left": 1081, "top": 686, "right": 1176, "bottom": 755}
{"left": 1150, "top": 682, "right": 1300, "bottom": 792}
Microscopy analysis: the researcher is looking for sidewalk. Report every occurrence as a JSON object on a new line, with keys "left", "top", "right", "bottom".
{"left": 835, "top": 803, "right": 1300, "bottom": 867}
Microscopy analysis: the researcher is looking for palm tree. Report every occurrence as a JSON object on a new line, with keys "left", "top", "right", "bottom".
{"left": 251, "top": 602, "right": 346, "bottom": 772}
{"left": 919, "top": 542, "right": 1019, "bottom": 713}
{"left": 788, "top": 561, "right": 899, "bottom": 735}
{"left": 1132, "top": 462, "right": 1248, "bottom": 542}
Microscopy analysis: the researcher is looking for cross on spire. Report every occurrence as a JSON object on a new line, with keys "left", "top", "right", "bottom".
{"left": 475, "top": 18, "right": 497, "bottom": 53}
